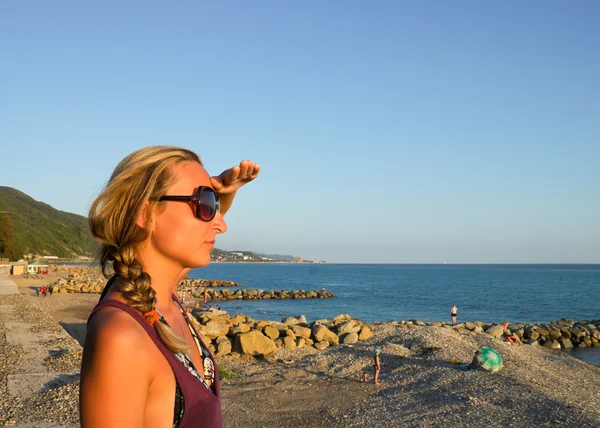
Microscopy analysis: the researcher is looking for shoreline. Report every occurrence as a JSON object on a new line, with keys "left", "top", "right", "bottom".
{"left": 2, "top": 273, "right": 600, "bottom": 427}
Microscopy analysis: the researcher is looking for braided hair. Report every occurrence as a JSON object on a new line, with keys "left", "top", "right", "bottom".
{"left": 89, "top": 146, "right": 201, "bottom": 353}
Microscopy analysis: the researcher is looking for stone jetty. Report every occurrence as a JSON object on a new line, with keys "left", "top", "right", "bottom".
{"left": 44, "top": 266, "right": 334, "bottom": 299}
{"left": 189, "top": 311, "right": 373, "bottom": 357}
{"left": 187, "top": 288, "right": 334, "bottom": 300}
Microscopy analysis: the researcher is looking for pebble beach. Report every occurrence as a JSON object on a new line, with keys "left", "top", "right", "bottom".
{"left": 1, "top": 271, "right": 599, "bottom": 427}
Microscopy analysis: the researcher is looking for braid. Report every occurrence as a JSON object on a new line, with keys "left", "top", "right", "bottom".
{"left": 112, "top": 245, "right": 189, "bottom": 354}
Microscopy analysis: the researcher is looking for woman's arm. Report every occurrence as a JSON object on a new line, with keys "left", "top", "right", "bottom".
{"left": 80, "top": 310, "right": 152, "bottom": 427}
{"left": 210, "top": 160, "right": 260, "bottom": 216}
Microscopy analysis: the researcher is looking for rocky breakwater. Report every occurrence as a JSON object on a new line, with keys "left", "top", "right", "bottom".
{"left": 384, "top": 318, "right": 600, "bottom": 350}
{"left": 178, "top": 278, "right": 241, "bottom": 289}
{"left": 189, "top": 288, "right": 335, "bottom": 301}
{"left": 47, "top": 266, "right": 106, "bottom": 294}
{"left": 47, "top": 266, "right": 241, "bottom": 294}
{"left": 189, "top": 312, "right": 374, "bottom": 357}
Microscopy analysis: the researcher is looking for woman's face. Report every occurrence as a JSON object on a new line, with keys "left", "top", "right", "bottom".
{"left": 149, "top": 161, "right": 227, "bottom": 269}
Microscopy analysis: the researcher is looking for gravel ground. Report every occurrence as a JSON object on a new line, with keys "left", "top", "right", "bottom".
{"left": 0, "top": 295, "right": 80, "bottom": 427}
{"left": 220, "top": 323, "right": 600, "bottom": 428}
{"left": 2, "top": 291, "right": 599, "bottom": 427}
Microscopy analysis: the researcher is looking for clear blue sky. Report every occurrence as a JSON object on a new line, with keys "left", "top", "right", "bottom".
{"left": 1, "top": 1, "right": 599, "bottom": 263}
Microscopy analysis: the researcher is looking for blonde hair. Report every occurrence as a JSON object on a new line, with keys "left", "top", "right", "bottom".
{"left": 89, "top": 146, "right": 201, "bottom": 353}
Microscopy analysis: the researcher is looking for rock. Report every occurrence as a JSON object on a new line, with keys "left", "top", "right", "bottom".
{"left": 430, "top": 322, "right": 442, "bottom": 327}
{"left": 283, "top": 336, "right": 296, "bottom": 350}
{"left": 290, "top": 325, "right": 312, "bottom": 339}
{"left": 486, "top": 324, "right": 505, "bottom": 339}
{"left": 473, "top": 326, "right": 484, "bottom": 334}
{"left": 304, "top": 337, "right": 314, "bottom": 346}
{"left": 524, "top": 330, "right": 539, "bottom": 340}
{"left": 296, "top": 338, "right": 306, "bottom": 348}
{"left": 332, "top": 314, "right": 352, "bottom": 325}
{"left": 549, "top": 328, "right": 562, "bottom": 340}
{"left": 341, "top": 332, "right": 358, "bottom": 344}
{"left": 559, "top": 338, "right": 573, "bottom": 349}
{"left": 229, "top": 324, "right": 251, "bottom": 336}
{"left": 234, "top": 330, "right": 277, "bottom": 356}
{"left": 543, "top": 340, "right": 561, "bottom": 350}
{"left": 205, "top": 320, "right": 230, "bottom": 340}
{"left": 337, "top": 321, "right": 361, "bottom": 336}
{"left": 312, "top": 325, "right": 339, "bottom": 345}
{"left": 358, "top": 325, "right": 373, "bottom": 341}
{"left": 464, "top": 322, "right": 477, "bottom": 331}
{"left": 215, "top": 336, "right": 232, "bottom": 356}
{"left": 263, "top": 325, "right": 280, "bottom": 340}
{"left": 314, "top": 340, "right": 329, "bottom": 350}
{"left": 282, "top": 315, "right": 307, "bottom": 325}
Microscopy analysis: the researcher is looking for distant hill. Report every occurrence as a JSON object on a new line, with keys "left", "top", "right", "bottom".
{"left": 0, "top": 187, "right": 96, "bottom": 260}
{"left": 254, "top": 252, "right": 294, "bottom": 261}
{"left": 0, "top": 186, "right": 309, "bottom": 263}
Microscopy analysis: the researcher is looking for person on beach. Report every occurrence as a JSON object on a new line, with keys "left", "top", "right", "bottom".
{"left": 451, "top": 304, "right": 458, "bottom": 325}
{"left": 373, "top": 349, "right": 381, "bottom": 385}
{"left": 502, "top": 322, "right": 522, "bottom": 345}
{"left": 80, "top": 146, "right": 259, "bottom": 428}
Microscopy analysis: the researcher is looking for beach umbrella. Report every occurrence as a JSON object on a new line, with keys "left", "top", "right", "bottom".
{"left": 473, "top": 347, "right": 503, "bottom": 372}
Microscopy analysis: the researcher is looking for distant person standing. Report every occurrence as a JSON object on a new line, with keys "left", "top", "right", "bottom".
{"left": 373, "top": 349, "right": 381, "bottom": 385}
{"left": 451, "top": 304, "right": 458, "bottom": 325}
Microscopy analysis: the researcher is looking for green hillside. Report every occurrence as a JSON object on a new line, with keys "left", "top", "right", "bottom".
{"left": 0, "top": 187, "right": 96, "bottom": 260}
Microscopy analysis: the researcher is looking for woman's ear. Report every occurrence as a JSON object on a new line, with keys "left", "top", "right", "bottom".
{"left": 136, "top": 201, "right": 154, "bottom": 231}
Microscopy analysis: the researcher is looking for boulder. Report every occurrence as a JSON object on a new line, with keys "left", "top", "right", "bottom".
{"left": 263, "top": 325, "right": 280, "bottom": 340}
{"left": 312, "top": 325, "right": 339, "bottom": 345}
{"left": 283, "top": 336, "right": 296, "bottom": 350}
{"left": 205, "top": 320, "right": 230, "bottom": 340}
{"left": 337, "top": 321, "right": 361, "bottom": 336}
{"left": 282, "top": 315, "right": 307, "bottom": 326}
{"left": 341, "top": 332, "right": 358, "bottom": 345}
{"left": 314, "top": 340, "right": 329, "bottom": 350}
{"left": 559, "top": 338, "right": 573, "bottom": 349}
{"left": 215, "top": 336, "right": 232, "bottom": 356}
{"left": 543, "top": 340, "right": 561, "bottom": 350}
{"left": 332, "top": 314, "right": 352, "bottom": 325}
{"left": 358, "top": 325, "right": 373, "bottom": 341}
{"left": 486, "top": 324, "right": 505, "bottom": 339}
{"left": 229, "top": 324, "right": 251, "bottom": 336}
{"left": 290, "top": 325, "right": 312, "bottom": 339}
{"left": 234, "top": 330, "right": 277, "bottom": 356}
{"left": 464, "top": 322, "right": 477, "bottom": 331}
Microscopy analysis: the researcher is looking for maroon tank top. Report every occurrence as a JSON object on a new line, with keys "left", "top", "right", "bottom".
{"left": 87, "top": 298, "right": 223, "bottom": 427}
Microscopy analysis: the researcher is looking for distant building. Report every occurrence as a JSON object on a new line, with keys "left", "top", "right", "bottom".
{"left": 27, "top": 260, "right": 49, "bottom": 274}
{"left": 10, "top": 262, "right": 27, "bottom": 276}
{"left": 292, "top": 256, "right": 303, "bottom": 263}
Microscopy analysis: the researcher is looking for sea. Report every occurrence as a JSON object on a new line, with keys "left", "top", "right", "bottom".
{"left": 189, "top": 263, "right": 600, "bottom": 366}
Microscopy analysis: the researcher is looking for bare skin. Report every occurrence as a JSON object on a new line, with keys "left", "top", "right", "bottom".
{"left": 374, "top": 353, "right": 381, "bottom": 385}
{"left": 80, "top": 159, "right": 259, "bottom": 428}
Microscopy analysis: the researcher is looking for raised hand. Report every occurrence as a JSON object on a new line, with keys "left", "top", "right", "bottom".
{"left": 210, "top": 160, "right": 260, "bottom": 196}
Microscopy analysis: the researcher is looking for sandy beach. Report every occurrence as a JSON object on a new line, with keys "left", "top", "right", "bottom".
{"left": 1, "top": 274, "right": 599, "bottom": 427}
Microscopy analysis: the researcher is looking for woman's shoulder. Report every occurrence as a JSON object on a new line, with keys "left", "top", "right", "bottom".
{"left": 87, "top": 301, "right": 152, "bottom": 355}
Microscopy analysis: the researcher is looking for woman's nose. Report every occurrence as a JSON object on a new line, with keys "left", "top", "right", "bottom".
{"left": 213, "top": 211, "right": 227, "bottom": 234}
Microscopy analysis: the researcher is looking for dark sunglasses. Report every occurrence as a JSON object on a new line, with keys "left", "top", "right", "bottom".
{"left": 155, "top": 186, "right": 220, "bottom": 222}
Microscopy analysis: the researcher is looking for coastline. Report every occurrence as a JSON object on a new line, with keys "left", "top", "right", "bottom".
{"left": 1, "top": 273, "right": 599, "bottom": 427}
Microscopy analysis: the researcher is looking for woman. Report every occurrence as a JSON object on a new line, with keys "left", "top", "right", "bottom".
{"left": 80, "top": 146, "right": 259, "bottom": 427}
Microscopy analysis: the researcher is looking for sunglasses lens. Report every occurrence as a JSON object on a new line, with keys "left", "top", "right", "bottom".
{"left": 197, "top": 188, "right": 218, "bottom": 221}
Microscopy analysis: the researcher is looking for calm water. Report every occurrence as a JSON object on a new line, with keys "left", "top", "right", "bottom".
{"left": 190, "top": 264, "right": 600, "bottom": 324}
{"left": 190, "top": 263, "right": 600, "bottom": 366}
